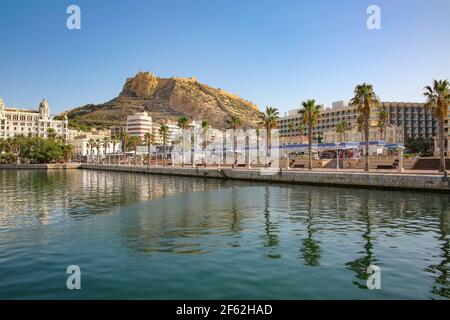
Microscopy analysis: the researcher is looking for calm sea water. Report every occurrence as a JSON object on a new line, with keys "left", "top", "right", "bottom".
{"left": 0, "top": 169, "right": 448, "bottom": 299}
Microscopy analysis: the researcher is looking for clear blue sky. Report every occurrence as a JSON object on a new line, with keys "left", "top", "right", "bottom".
{"left": 1, "top": 0, "right": 449, "bottom": 115}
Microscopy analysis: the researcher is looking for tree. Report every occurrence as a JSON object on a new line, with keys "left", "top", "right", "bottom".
{"left": 111, "top": 136, "right": 118, "bottom": 165}
{"left": 201, "top": 120, "right": 210, "bottom": 166}
{"left": 87, "top": 138, "right": 95, "bottom": 163}
{"left": 119, "top": 131, "right": 129, "bottom": 165}
{"left": 378, "top": 106, "right": 389, "bottom": 141}
{"left": 258, "top": 107, "right": 280, "bottom": 167}
{"left": 95, "top": 138, "right": 101, "bottom": 164}
{"left": 61, "top": 144, "right": 73, "bottom": 162}
{"left": 350, "top": 83, "right": 379, "bottom": 172}
{"left": 103, "top": 137, "right": 111, "bottom": 164}
{"left": 144, "top": 131, "right": 154, "bottom": 167}
{"left": 127, "top": 136, "right": 141, "bottom": 165}
{"left": 226, "top": 116, "right": 242, "bottom": 166}
{"left": 159, "top": 124, "right": 171, "bottom": 166}
{"left": 287, "top": 121, "right": 295, "bottom": 145}
{"left": 177, "top": 116, "right": 191, "bottom": 166}
{"left": 336, "top": 121, "right": 348, "bottom": 142}
{"left": 299, "top": 100, "right": 321, "bottom": 170}
{"left": 47, "top": 128, "right": 58, "bottom": 140}
{"left": 424, "top": 79, "right": 450, "bottom": 173}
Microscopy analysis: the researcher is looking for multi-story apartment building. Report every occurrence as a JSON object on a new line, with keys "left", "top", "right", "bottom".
{"left": 0, "top": 98, "right": 69, "bottom": 140}
{"left": 278, "top": 100, "right": 440, "bottom": 142}
{"left": 110, "top": 126, "right": 127, "bottom": 139}
{"left": 126, "top": 111, "right": 152, "bottom": 140}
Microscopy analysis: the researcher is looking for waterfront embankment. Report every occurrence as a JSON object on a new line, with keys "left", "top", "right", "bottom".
{"left": 80, "top": 164, "right": 450, "bottom": 193}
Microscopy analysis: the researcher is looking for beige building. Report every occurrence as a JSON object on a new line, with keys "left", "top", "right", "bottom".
{"left": 0, "top": 98, "right": 69, "bottom": 140}
{"left": 323, "top": 124, "right": 404, "bottom": 144}
{"left": 278, "top": 100, "right": 439, "bottom": 142}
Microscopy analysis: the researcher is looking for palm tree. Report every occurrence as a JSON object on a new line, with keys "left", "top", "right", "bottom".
{"left": 378, "top": 106, "right": 389, "bottom": 141}
{"left": 119, "top": 131, "right": 129, "bottom": 165}
{"left": 0, "top": 138, "right": 6, "bottom": 153}
{"left": 103, "top": 137, "right": 111, "bottom": 164}
{"left": 128, "top": 136, "right": 141, "bottom": 165}
{"left": 350, "top": 83, "right": 379, "bottom": 172}
{"left": 299, "top": 100, "right": 321, "bottom": 170}
{"left": 61, "top": 144, "right": 73, "bottom": 162}
{"left": 287, "top": 121, "right": 295, "bottom": 145}
{"left": 95, "top": 138, "right": 101, "bottom": 164}
{"left": 87, "top": 138, "right": 95, "bottom": 163}
{"left": 111, "top": 136, "right": 118, "bottom": 165}
{"left": 47, "top": 128, "right": 58, "bottom": 140}
{"left": 226, "top": 116, "right": 241, "bottom": 166}
{"left": 144, "top": 131, "right": 154, "bottom": 167}
{"left": 336, "top": 120, "right": 348, "bottom": 142}
{"left": 201, "top": 120, "right": 210, "bottom": 166}
{"left": 159, "top": 125, "right": 171, "bottom": 166}
{"left": 424, "top": 79, "right": 450, "bottom": 173}
{"left": 177, "top": 116, "right": 191, "bottom": 166}
{"left": 258, "top": 107, "right": 280, "bottom": 167}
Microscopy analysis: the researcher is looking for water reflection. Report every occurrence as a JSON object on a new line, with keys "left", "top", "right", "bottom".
{"left": 345, "top": 194, "right": 378, "bottom": 289}
{"left": 0, "top": 170, "right": 244, "bottom": 231}
{"left": 426, "top": 207, "right": 450, "bottom": 299}
{"left": 0, "top": 169, "right": 449, "bottom": 299}
{"left": 300, "top": 191, "right": 321, "bottom": 266}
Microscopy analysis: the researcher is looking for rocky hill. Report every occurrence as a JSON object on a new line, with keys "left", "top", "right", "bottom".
{"left": 64, "top": 71, "right": 262, "bottom": 129}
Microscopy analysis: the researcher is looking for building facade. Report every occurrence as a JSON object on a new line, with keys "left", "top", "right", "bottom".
{"left": 0, "top": 98, "right": 69, "bottom": 140}
{"left": 278, "top": 100, "right": 440, "bottom": 142}
{"left": 127, "top": 112, "right": 152, "bottom": 140}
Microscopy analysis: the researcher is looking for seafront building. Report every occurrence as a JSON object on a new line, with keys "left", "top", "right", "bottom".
{"left": 0, "top": 98, "right": 69, "bottom": 140}
{"left": 277, "top": 100, "right": 440, "bottom": 143}
{"left": 126, "top": 111, "right": 152, "bottom": 140}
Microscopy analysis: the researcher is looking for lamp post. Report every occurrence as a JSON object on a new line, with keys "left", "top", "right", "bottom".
{"left": 336, "top": 142, "right": 340, "bottom": 172}
{"left": 398, "top": 146, "right": 405, "bottom": 173}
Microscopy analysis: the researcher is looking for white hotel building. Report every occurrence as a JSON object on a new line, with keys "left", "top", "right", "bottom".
{"left": 0, "top": 98, "right": 69, "bottom": 140}
{"left": 127, "top": 111, "right": 152, "bottom": 140}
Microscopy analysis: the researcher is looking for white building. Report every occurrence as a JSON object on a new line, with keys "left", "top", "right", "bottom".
{"left": 70, "top": 137, "right": 121, "bottom": 158}
{"left": 0, "top": 98, "right": 69, "bottom": 140}
{"left": 127, "top": 111, "right": 152, "bottom": 140}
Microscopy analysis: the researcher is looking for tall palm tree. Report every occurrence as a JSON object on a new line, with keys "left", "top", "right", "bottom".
{"left": 0, "top": 138, "right": 6, "bottom": 153}
{"left": 287, "top": 121, "right": 295, "bottom": 145}
{"left": 119, "top": 131, "right": 129, "bottom": 165}
{"left": 201, "top": 120, "right": 209, "bottom": 166}
{"left": 336, "top": 120, "right": 348, "bottom": 142}
{"left": 378, "top": 106, "right": 389, "bottom": 141}
{"left": 128, "top": 136, "right": 141, "bottom": 165}
{"left": 95, "top": 138, "right": 101, "bottom": 164}
{"left": 103, "top": 137, "right": 111, "bottom": 164}
{"left": 61, "top": 144, "right": 73, "bottom": 163}
{"left": 47, "top": 128, "right": 58, "bottom": 140}
{"left": 159, "top": 125, "right": 171, "bottom": 166}
{"left": 350, "top": 83, "right": 379, "bottom": 172}
{"left": 259, "top": 107, "right": 280, "bottom": 167}
{"left": 111, "top": 136, "right": 118, "bottom": 165}
{"left": 177, "top": 116, "right": 191, "bottom": 166}
{"left": 299, "top": 100, "right": 321, "bottom": 170}
{"left": 87, "top": 138, "right": 95, "bottom": 163}
{"left": 226, "top": 116, "right": 241, "bottom": 166}
{"left": 424, "top": 79, "right": 450, "bottom": 173}
{"left": 144, "top": 131, "right": 154, "bottom": 167}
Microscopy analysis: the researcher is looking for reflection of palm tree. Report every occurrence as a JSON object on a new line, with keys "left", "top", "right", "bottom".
{"left": 300, "top": 191, "right": 321, "bottom": 266}
{"left": 263, "top": 186, "right": 280, "bottom": 258}
{"left": 425, "top": 207, "right": 450, "bottom": 299}
{"left": 345, "top": 194, "right": 377, "bottom": 289}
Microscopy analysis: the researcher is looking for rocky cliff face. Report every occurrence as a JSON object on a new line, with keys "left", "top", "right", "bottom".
{"left": 65, "top": 71, "right": 262, "bottom": 129}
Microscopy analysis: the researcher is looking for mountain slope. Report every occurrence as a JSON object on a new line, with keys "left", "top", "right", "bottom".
{"left": 64, "top": 71, "right": 262, "bottom": 129}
